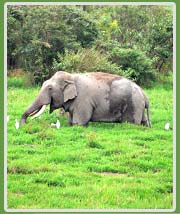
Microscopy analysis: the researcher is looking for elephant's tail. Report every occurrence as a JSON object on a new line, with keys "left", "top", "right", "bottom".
{"left": 144, "top": 95, "right": 152, "bottom": 128}
{"left": 146, "top": 107, "right": 152, "bottom": 128}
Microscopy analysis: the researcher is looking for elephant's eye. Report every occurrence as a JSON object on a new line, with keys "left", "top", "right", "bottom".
{"left": 48, "top": 86, "right": 52, "bottom": 90}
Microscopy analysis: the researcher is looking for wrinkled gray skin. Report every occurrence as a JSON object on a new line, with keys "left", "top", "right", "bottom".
{"left": 20, "top": 71, "right": 151, "bottom": 127}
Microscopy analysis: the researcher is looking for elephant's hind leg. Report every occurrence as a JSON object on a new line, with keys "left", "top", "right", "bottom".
{"left": 132, "top": 107, "right": 144, "bottom": 125}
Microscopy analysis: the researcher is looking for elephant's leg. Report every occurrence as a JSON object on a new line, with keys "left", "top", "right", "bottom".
{"left": 132, "top": 107, "right": 143, "bottom": 125}
{"left": 72, "top": 105, "right": 93, "bottom": 126}
{"left": 68, "top": 112, "right": 73, "bottom": 126}
{"left": 141, "top": 111, "right": 148, "bottom": 127}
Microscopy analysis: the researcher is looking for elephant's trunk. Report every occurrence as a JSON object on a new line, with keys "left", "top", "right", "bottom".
{"left": 20, "top": 101, "right": 40, "bottom": 125}
{"left": 20, "top": 86, "right": 51, "bottom": 125}
{"left": 20, "top": 95, "right": 48, "bottom": 125}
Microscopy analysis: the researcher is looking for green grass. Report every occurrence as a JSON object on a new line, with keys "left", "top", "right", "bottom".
{"left": 7, "top": 76, "right": 174, "bottom": 209}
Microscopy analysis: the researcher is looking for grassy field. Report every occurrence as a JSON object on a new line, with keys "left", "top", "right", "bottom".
{"left": 7, "top": 76, "right": 174, "bottom": 209}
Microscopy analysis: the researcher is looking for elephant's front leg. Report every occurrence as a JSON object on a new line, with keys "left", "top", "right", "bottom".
{"left": 71, "top": 105, "right": 93, "bottom": 126}
{"left": 68, "top": 112, "right": 73, "bottom": 126}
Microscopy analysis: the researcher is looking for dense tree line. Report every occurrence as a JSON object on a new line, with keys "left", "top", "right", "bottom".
{"left": 7, "top": 5, "right": 173, "bottom": 85}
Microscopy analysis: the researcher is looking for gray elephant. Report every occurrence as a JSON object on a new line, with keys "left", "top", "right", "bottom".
{"left": 20, "top": 71, "right": 151, "bottom": 127}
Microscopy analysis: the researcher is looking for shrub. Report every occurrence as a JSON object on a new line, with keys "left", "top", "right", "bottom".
{"left": 108, "top": 45, "right": 156, "bottom": 86}
{"left": 32, "top": 68, "right": 53, "bottom": 85}
{"left": 52, "top": 48, "right": 122, "bottom": 75}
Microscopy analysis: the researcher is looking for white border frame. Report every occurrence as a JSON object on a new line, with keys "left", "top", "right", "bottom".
{"left": 4, "top": 2, "right": 176, "bottom": 213}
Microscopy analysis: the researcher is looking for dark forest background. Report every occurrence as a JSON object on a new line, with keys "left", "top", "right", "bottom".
{"left": 7, "top": 5, "right": 173, "bottom": 86}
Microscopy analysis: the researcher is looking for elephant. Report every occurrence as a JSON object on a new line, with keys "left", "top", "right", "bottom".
{"left": 20, "top": 71, "right": 152, "bottom": 127}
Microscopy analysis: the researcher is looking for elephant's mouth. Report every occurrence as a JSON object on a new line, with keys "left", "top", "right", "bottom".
{"left": 29, "top": 105, "right": 47, "bottom": 119}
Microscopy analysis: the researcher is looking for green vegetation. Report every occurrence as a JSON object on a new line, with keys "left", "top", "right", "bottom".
{"left": 7, "top": 5, "right": 173, "bottom": 85}
{"left": 52, "top": 48, "right": 122, "bottom": 75}
{"left": 7, "top": 4, "right": 174, "bottom": 209}
{"left": 7, "top": 76, "right": 173, "bottom": 209}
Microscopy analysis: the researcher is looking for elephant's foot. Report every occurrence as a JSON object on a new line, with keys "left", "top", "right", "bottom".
{"left": 141, "top": 120, "right": 148, "bottom": 127}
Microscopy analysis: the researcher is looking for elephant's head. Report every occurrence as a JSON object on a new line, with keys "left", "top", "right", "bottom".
{"left": 20, "top": 71, "right": 77, "bottom": 125}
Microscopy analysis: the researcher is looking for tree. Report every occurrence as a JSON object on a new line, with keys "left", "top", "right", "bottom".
{"left": 7, "top": 5, "right": 173, "bottom": 85}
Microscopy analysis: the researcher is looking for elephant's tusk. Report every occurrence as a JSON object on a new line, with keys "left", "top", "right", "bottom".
{"left": 31, "top": 105, "right": 47, "bottom": 119}
{"left": 29, "top": 109, "right": 39, "bottom": 117}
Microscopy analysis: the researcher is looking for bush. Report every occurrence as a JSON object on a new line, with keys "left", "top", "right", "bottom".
{"left": 32, "top": 68, "right": 54, "bottom": 85}
{"left": 108, "top": 45, "right": 156, "bottom": 86}
{"left": 52, "top": 48, "right": 122, "bottom": 75}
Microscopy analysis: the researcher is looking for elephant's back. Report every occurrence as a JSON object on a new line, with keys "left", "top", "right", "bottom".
{"left": 89, "top": 72, "right": 123, "bottom": 83}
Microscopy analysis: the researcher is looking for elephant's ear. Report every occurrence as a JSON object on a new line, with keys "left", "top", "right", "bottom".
{"left": 63, "top": 80, "right": 77, "bottom": 103}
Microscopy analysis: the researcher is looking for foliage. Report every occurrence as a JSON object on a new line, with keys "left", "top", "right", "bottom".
{"left": 7, "top": 76, "right": 173, "bottom": 208}
{"left": 7, "top": 6, "right": 99, "bottom": 79}
{"left": 146, "top": 7, "right": 173, "bottom": 73}
{"left": 109, "top": 46, "right": 156, "bottom": 85}
{"left": 98, "top": 6, "right": 173, "bottom": 73}
{"left": 52, "top": 48, "right": 122, "bottom": 75}
{"left": 7, "top": 5, "right": 173, "bottom": 85}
